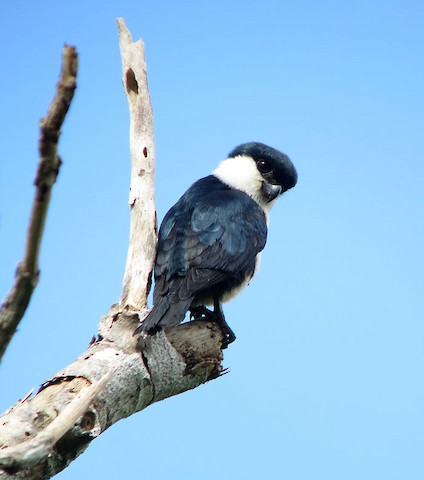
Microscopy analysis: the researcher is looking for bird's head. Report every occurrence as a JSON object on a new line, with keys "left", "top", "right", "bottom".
{"left": 213, "top": 142, "right": 297, "bottom": 211}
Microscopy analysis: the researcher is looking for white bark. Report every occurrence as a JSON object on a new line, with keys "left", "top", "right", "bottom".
{"left": 0, "top": 20, "right": 225, "bottom": 480}
{"left": 0, "top": 305, "right": 223, "bottom": 478}
{"left": 118, "top": 18, "right": 157, "bottom": 311}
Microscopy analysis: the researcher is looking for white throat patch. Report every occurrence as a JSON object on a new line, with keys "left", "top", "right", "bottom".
{"left": 212, "top": 155, "right": 276, "bottom": 216}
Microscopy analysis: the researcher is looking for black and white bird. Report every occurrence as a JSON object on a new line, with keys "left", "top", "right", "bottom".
{"left": 136, "top": 142, "right": 297, "bottom": 347}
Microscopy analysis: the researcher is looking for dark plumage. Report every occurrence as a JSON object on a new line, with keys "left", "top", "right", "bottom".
{"left": 136, "top": 142, "right": 297, "bottom": 346}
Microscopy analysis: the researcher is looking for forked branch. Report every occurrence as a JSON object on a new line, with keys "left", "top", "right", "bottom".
{"left": 0, "top": 23, "right": 224, "bottom": 480}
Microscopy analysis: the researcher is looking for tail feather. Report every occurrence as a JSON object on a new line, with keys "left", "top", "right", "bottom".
{"left": 135, "top": 296, "right": 193, "bottom": 335}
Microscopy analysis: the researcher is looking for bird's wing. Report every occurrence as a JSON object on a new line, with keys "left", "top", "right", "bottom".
{"left": 139, "top": 176, "right": 268, "bottom": 332}
{"left": 154, "top": 176, "right": 268, "bottom": 301}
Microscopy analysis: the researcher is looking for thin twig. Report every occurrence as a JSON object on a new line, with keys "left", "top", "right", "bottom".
{"left": 0, "top": 45, "right": 78, "bottom": 363}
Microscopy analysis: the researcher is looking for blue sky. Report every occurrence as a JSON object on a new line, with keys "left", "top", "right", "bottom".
{"left": 1, "top": 1, "right": 423, "bottom": 479}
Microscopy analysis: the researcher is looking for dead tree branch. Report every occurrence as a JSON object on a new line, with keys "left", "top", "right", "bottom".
{"left": 118, "top": 17, "right": 157, "bottom": 311}
{"left": 0, "top": 21, "right": 225, "bottom": 480}
{"left": 0, "top": 371, "right": 112, "bottom": 471}
{"left": 0, "top": 309, "right": 223, "bottom": 479}
{"left": 0, "top": 45, "right": 78, "bottom": 363}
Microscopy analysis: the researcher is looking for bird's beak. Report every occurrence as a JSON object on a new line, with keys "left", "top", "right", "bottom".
{"left": 261, "top": 182, "right": 282, "bottom": 202}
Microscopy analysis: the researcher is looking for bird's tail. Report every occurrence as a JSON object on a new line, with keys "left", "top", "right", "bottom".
{"left": 134, "top": 296, "right": 193, "bottom": 335}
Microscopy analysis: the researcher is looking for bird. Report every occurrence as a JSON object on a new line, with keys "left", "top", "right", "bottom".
{"left": 135, "top": 142, "right": 297, "bottom": 347}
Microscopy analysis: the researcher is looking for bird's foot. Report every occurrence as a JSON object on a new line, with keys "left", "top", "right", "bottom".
{"left": 189, "top": 305, "right": 215, "bottom": 321}
{"left": 220, "top": 326, "right": 236, "bottom": 350}
{"left": 189, "top": 305, "right": 236, "bottom": 349}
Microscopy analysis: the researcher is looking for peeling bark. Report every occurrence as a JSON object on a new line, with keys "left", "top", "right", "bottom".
{"left": 0, "top": 307, "right": 223, "bottom": 479}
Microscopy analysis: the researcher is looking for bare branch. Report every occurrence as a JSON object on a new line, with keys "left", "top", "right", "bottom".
{"left": 0, "top": 45, "right": 78, "bottom": 363}
{"left": 117, "top": 18, "right": 157, "bottom": 311}
{"left": 0, "top": 371, "right": 112, "bottom": 471}
{"left": 0, "top": 311, "right": 223, "bottom": 479}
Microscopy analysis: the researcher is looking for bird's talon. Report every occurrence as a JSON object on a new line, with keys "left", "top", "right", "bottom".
{"left": 190, "top": 306, "right": 215, "bottom": 321}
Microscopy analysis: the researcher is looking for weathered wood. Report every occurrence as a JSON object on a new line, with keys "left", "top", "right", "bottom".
{"left": 0, "top": 308, "right": 223, "bottom": 478}
{"left": 117, "top": 17, "right": 157, "bottom": 311}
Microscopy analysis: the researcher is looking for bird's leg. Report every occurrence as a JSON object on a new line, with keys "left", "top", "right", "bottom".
{"left": 213, "top": 297, "right": 236, "bottom": 349}
{"left": 190, "top": 301, "right": 236, "bottom": 348}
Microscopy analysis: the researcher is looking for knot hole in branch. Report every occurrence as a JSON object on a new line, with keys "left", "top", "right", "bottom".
{"left": 79, "top": 410, "right": 96, "bottom": 431}
{"left": 126, "top": 68, "right": 139, "bottom": 96}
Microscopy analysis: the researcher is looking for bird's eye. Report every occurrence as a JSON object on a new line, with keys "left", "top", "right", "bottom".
{"left": 257, "top": 159, "right": 272, "bottom": 173}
